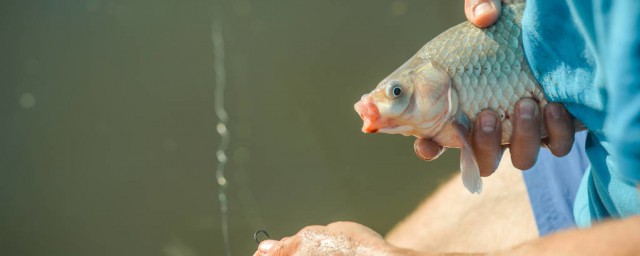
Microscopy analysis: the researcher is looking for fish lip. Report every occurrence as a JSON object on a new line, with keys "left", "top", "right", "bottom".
{"left": 354, "top": 93, "right": 415, "bottom": 135}
{"left": 363, "top": 127, "right": 379, "bottom": 133}
{"left": 361, "top": 118, "right": 380, "bottom": 133}
{"left": 378, "top": 125, "right": 413, "bottom": 135}
{"left": 354, "top": 96, "right": 381, "bottom": 133}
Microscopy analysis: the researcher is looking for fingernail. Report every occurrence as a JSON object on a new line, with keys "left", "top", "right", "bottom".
{"left": 480, "top": 114, "right": 496, "bottom": 132}
{"left": 430, "top": 146, "right": 445, "bottom": 160}
{"left": 414, "top": 143, "right": 442, "bottom": 161}
{"left": 259, "top": 240, "right": 275, "bottom": 253}
{"left": 416, "top": 149, "right": 431, "bottom": 161}
{"left": 519, "top": 101, "right": 535, "bottom": 120}
{"left": 549, "top": 104, "right": 563, "bottom": 119}
{"left": 474, "top": 2, "right": 492, "bottom": 18}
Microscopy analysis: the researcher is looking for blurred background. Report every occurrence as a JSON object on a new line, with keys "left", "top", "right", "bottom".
{"left": 1, "top": 0, "right": 465, "bottom": 255}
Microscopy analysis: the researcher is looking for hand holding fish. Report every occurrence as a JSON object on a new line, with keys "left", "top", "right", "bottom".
{"left": 418, "top": 0, "right": 576, "bottom": 178}
{"left": 414, "top": 99, "right": 575, "bottom": 177}
{"left": 354, "top": 1, "right": 581, "bottom": 193}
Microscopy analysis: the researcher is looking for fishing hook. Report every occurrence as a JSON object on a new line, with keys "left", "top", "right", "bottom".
{"left": 254, "top": 229, "right": 270, "bottom": 244}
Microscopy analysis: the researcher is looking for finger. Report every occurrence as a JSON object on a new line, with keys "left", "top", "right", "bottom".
{"left": 543, "top": 103, "right": 575, "bottom": 157}
{"left": 264, "top": 237, "right": 298, "bottom": 256}
{"left": 414, "top": 138, "right": 446, "bottom": 161}
{"left": 510, "top": 98, "right": 542, "bottom": 170}
{"left": 258, "top": 240, "right": 278, "bottom": 255}
{"left": 327, "top": 221, "right": 355, "bottom": 230}
{"left": 472, "top": 110, "right": 503, "bottom": 177}
{"left": 464, "top": 0, "right": 502, "bottom": 28}
{"left": 327, "top": 221, "right": 382, "bottom": 238}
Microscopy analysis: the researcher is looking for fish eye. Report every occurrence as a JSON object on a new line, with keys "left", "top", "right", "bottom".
{"left": 386, "top": 82, "right": 403, "bottom": 98}
{"left": 393, "top": 86, "right": 402, "bottom": 96}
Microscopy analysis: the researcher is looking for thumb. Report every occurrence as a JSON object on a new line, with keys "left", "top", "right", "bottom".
{"left": 464, "top": 0, "right": 502, "bottom": 28}
{"left": 414, "top": 138, "right": 446, "bottom": 161}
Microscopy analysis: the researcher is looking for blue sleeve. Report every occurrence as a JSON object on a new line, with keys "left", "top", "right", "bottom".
{"left": 604, "top": 0, "right": 640, "bottom": 183}
{"left": 523, "top": 132, "right": 589, "bottom": 236}
{"left": 522, "top": 0, "right": 640, "bottom": 225}
{"left": 523, "top": 0, "right": 640, "bottom": 184}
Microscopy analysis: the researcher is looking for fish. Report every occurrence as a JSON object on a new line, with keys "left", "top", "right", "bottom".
{"left": 354, "top": 2, "right": 547, "bottom": 194}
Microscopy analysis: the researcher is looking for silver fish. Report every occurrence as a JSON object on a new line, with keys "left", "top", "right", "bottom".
{"left": 354, "top": 3, "right": 548, "bottom": 193}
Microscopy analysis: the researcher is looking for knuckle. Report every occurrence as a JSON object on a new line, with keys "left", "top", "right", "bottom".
{"left": 333, "top": 220, "right": 354, "bottom": 225}
{"left": 301, "top": 225, "right": 322, "bottom": 232}
{"left": 298, "top": 225, "right": 323, "bottom": 236}
{"left": 326, "top": 222, "right": 343, "bottom": 229}
{"left": 327, "top": 221, "right": 356, "bottom": 229}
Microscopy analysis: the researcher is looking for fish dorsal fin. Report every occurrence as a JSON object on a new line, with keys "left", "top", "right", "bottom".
{"left": 452, "top": 114, "right": 483, "bottom": 194}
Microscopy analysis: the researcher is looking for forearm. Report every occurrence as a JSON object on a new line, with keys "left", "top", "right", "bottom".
{"left": 498, "top": 215, "right": 640, "bottom": 255}
{"left": 387, "top": 162, "right": 640, "bottom": 256}
{"left": 392, "top": 216, "right": 640, "bottom": 256}
{"left": 386, "top": 151, "right": 537, "bottom": 253}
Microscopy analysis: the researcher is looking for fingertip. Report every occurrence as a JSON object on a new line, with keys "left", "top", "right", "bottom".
{"left": 511, "top": 153, "right": 538, "bottom": 170}
{"left": 258, "top": 240, "right": 277, "bottom": 254}
{"left": 550, "top": 144, "right": 572, "bottom": 157}
{"left": 465, "top": 0, "right": 501, "bottom": 28}
{"left": 472, "top": 7, "right": 500, "bottom": 28}
{"left": 543, "top": 103, "right": 575, "bottom": 157}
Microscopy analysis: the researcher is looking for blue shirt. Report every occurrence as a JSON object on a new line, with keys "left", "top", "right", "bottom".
{"left": 523, "top": 132, "right": 589, "bottom": 236}
{"left": 521, "top": 0, "right": 640, "bottom": 229}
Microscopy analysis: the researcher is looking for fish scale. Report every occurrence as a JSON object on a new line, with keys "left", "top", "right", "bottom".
{"left": 420, "top": 3, "right": 547, "bottom": 142}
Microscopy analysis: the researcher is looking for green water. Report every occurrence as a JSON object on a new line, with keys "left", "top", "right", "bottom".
{"left": 1, "top": 1, "right": 464, "bottom": 255}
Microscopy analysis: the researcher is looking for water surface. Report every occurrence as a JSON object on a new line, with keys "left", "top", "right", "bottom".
{"left": 1, "top": 1, "right": 464, "bottom": 255}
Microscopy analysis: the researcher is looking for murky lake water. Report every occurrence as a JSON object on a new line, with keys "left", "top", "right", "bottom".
{"left": 1, "top": 1, "right": 464, "bottom": 255}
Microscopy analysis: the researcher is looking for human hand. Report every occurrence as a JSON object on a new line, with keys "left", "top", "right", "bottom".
{"left": 465, "top": 0, "right": 502, "bottom": 28}
{"left": 415, "top": 2, "right": 576, "bottom": 177}
{"left": 253, "top": 222, "right": 399, "bottom": 256}
{"left": 415, "top": 99, "right": 576, "bottom": 176}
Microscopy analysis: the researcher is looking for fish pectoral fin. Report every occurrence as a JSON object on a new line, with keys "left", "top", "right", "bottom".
{"left": 452, "top": 121, "right": 483, "bottom": 194}
{"left": 460, "top": 141, "right": 483, "bottom": 194}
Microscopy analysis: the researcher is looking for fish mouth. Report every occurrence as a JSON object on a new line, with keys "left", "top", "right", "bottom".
{"left": 354, "top": 95, "right": 413, "bottom": 134}
{"left": 354, "top": 96, "right": 381, "bottom": 133}
{"left": 378, "top": 125, "right": 413, "bottom": 135}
